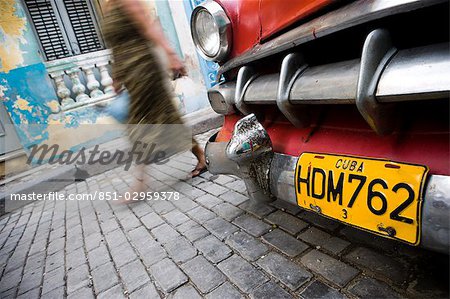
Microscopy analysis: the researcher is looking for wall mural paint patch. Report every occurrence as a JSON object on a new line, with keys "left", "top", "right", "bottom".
{"left": 0, "top": 0, "right": 26, "bottom": 72}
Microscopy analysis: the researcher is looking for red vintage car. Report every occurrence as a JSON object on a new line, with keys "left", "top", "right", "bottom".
{"left": 190, "top": 0, "right": 450, "bottom": 253}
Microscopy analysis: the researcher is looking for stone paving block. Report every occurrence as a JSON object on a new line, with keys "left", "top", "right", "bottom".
{"left": 0, "top": 266, "right": 22, "bottom": 293}
{"left": 339, "top": 226, "right": 397, "bottom": 252}
{"left": 85, "top": 232, "right": 104, "bottom": 252}
{"left": 177, "top": 220, "right": 210, "bottom": 242}
{"left": 197, "top": 182, "right": 229, "bottom": 197}
{"left": 348, "top": 277, "right": 402, "bottom": 298}
{"left": 300, "top": 250, "right": 359, "bottom": 287}
{"left": 205, "top": 282, "right": 243, "bottom": 299}
{"left": 152, "top": 223, "right": 180, "bottom": 244}
{"left": 17, "top": 287, "right": 40, "bottom": 299}
{"left": 150, "top": 258, "right": 188, "bottom": 293}
{"left": 45, "top": 251, "right": 65, "bottom": 273}
{"left": 195, "top": 193, "right": 223, "bottom": 209}
{"left": 42, "top": 266, "right": 65, "bottom": 295}
{"left": 233, "top": 214, "right": 271, "bottom": 237}
{"left": 239, "top": 201, "right": 276, "bottom": 219}
{"left": 168, "top": 284, "right": 201, "bottom": 299}
{"left": 47, "top": 237, "right": 65, "bottom": 255}
{"left": 139, "top": 239, "right": 167, "bottom": 267}
{"left": 67, "top": 264, "right": 90, "bottom": 294}
{"left": 24, "top": 252, "right": 46, "bottom": 271}
{"left": 322, "top": 237, "right": 351, "bottom": 255}
{"left": 298, "top": 227, "right": 331, "bottom": 247}
{"left": 262, "top": 229, "right": 309, "bottom": 257}
{"left": 194, "top": 235, "right": 232, "bottom": 263}
{"left": 130, "top": 203, "right": 154, "bottom": 218}
{"left": 105, "top": 228, "right": 128, "bottom": 248}
{"left": 67, "top": 286, "right": 94, "bottom": 299}
{"left": 181, "top": 255, "right": 226, "bottom": 293}
{"left": 257, "top": 252, "right": 312, "bottom": 290}
{"left": 151, "top": 201, "right": 176, "bottom": 215}
{"left": 212, "top": 202, "right": 244, "bottom": 221}
{"left": 298, "top": 211, "right": 341, "bottom": 232}
{"left": 220, "top": 190, "right": 248, "bottom": 206}
{"left": 97, "top": 216, "right": 116, "bottom": 231}
{"left": 110, "top": 242, "right": 138, "bottom": 268}
{"left": 88, "top": 243, "right": 111, "bottom": 270}
{"left": 249, "top": 281, "right": 293, "bottom": 299}
{"left": 164, "top": 236, "right": 197, "bottom": 263}
{"left": 119, "top": 259, "right": 151, "bottom": 293}
{"left": 129, "top": 283, "right": 160, "bottom": 299}
{"left": 42, "top": 286, "right": 64, "bottom": 299}
{"left": 270, "top": 200, "right": 303, "bottom": 215}
{"left": 140, "top": 212, "right": 165, "bottom": 230}
{"left": 98, "top": 284, "right": 126, "bottom": 299}
{"left": 187, "top": 206, "right": 216, "bottom": 224}
{"left": 218, "top": 255, "right": 268, "bottom": 292}
{"left": 119, "top": 213, "right": 142, "bottom": 232}
{"left": 204, "top": 217, "right": 239, "bottom": 240}
{"left": 225, "top": 231, "right": 269, "bottom": 261}
{"left": 0, "top": 286, "right": 16, "bottom": 299}
{"left": 66, "top": 248, "right": 88, "bottom": 272}
{"left": 224, "top": 180, "right": 247, "bottom": 194}
{"left": 171, "top": 198, "right": 198, "bottom": 212}
{"left": 211, "top": 175, "right": 236, "bottom": 185}
{"left": 163, "top": 210, "right": 190, "bottom": 227}
{"left": 299, "top": 280, "right": 343, "bottom": 299}
{"left": 128, "top": 226, "right": 153, "bottom": 248}
{"left": 266, "top": 210, "right": 308, "bottom": 235}
{"left": 345, "top": 247, "right": 408, "bottom": 284}
{"left": 92, "top": 262, "right": 119, "bottom": 294}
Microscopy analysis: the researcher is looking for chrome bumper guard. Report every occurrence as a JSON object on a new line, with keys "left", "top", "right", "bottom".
{"left": 205, "top": 114, "right": 450, "bottom": 253}
{"left": 208, "top": 29, "right": 450, "bottom": 135}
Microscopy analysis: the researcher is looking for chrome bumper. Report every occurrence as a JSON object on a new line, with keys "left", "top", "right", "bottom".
{"left": 206, "top": 115, "right": 450, "bottom": 253}
{"left": 208, "top": 30, "right": 450, "bottom": 135}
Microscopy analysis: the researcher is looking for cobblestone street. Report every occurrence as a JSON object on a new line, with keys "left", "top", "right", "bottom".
{"left": 0, "top": 131, "right": 448, "bottom": 299}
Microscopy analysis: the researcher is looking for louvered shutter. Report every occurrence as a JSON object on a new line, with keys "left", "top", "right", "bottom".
{"left": 24, "top": 0, "right": 71, "bottom": 61}
{"left": 62, "top": 0, "right": 104, "bottom": 55}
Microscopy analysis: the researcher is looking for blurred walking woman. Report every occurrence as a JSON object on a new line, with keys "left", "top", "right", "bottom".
{"left": 102, "top": 0, "right": 207, "bottom": 192}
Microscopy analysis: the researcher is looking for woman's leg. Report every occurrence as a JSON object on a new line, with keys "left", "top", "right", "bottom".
{"left": 191, "top": 139, "right": 207, "bottom": 177}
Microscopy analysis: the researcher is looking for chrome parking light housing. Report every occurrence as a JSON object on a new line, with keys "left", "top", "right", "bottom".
{"left": 191, "top": 1, "right": 232, "bottom": 62}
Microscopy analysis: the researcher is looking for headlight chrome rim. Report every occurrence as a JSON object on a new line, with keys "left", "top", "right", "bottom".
{"left": 191, "top": 1, "right": 232, "bottom": 62}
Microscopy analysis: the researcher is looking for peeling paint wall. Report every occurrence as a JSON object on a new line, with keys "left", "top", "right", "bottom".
{"left": 0, "top": 0, "right": 120, "bottom": 161}
{"left": 0, "top": 0, "right": 41, "bottom": 72}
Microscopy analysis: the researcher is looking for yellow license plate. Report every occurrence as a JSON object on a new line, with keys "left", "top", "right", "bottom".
{"left": 295, "top": 153, "right": 428, "bottom": 245}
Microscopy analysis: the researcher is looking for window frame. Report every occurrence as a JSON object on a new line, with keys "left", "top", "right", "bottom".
{"left": 21, "top": 0, "right": 105, "bottom": 61}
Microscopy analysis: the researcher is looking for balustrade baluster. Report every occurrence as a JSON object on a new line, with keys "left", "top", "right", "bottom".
{"left": 66, "top": 68, "right": 89, "bottom": 102}
{"left": 82, "top": 65, "right": 104, "bottom": 98}
{"left": 97, "top": 63, "right": 114, "bottom": 94}
{"left": 50, "top": 71, "right": 74, "bottom": 106}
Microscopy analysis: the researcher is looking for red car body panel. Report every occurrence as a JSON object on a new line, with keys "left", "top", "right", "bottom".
{"left": 259, "top": 0, "right": 332, "bottom": 40}
{"left": 216, "top": 0, "right": 331, "bottom": 58}
{"left": 216, "top": 110, "right": 450, "bottom": 176}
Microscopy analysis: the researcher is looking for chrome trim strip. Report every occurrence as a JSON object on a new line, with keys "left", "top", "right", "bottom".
{"left": 205, "top": 136, "right": 450, "bottom": 253}
{"left": 277, "top": 53, "right": 310, "bottom": 128}
{"left": 290, "top": 59, "right": 360, "bottom": 104}
{"left": 377, "top": 43, "right": 450, "bottom": 102}
{"left": 235, "top": 66, "right": 257, "bottom": 115}
{"left": 356, "top": 29, "right": 398, "bottom": 135}
{"left": 218, "top": 0, "right": 445, "bottom": 76}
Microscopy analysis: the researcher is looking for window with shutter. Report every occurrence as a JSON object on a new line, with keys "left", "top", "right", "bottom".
{"left": 23, "top": 0, "right": 104, "bottom": 61}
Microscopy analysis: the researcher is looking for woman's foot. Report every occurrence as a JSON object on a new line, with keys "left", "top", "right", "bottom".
{"left": 190, "top": 161, "right": 207, "bottom": 178}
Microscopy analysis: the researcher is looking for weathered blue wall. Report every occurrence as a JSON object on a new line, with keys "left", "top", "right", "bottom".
{"left": 0, "top": 0, "right": 116, "bottom": 159}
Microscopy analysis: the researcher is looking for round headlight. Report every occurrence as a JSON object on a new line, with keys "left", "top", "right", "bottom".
{"left": 191, "top": 1, "right": 232, "bottom": 62}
